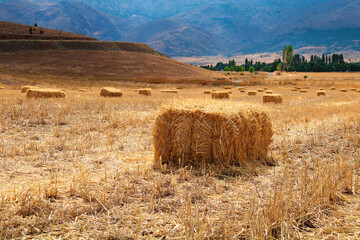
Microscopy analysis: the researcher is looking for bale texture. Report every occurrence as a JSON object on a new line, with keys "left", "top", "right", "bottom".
{"left": 340, "top": 89, "right": 348, "bottom": 92}
{"left": 21, "top": 86, "right": 39, "bottom": 93}
{"left": 26, "top": 88, "right": 66, "bottom": 99}
{"left": 204, "top": 90, "right": 212, "bottom": 95}
{"left": 100, "top": 87, "right": 123, "bottom": 97}
{"left": 299, "top": 89, "right": 307, "bottom": 93}
{"left": 330, "top": 87, "right": 336, "bottom": 90}
{"left": 153, "top": 99, "right": 273, "bottom": 173}
{"left": 160, "top": 89, "right": 178, "bottom": 93}
{"left": 138, "top": 89, "right": 152, "bottom": 96}
{"left": 263, "top": 94, "right": 283, "bottom": 104}
{"left": 248, "top": 90, "right": 257, "bottom": 96}
{"left": 265, "top": 90, "right": 273, "bottom": 94}
{"left": 212, "top": 91, "right": 230, "bottom": 99}
{"left": 317, "top": 90, "right": 326, "bottom": 96}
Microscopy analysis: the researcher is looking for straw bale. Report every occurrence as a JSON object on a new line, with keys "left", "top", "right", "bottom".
{"left": 134, "top": 89, "right": 139, "bottom": 92}
{"left": 212, "top": 91, "right": 230, "bottom": 99}
{"left": 295, "top": 87, "right": 302, "bottom": 90}
{"left": 318, "top": 88, "right": 324, "bottom": 91}
{"left": 263, "top": 94, "right": 283, "bottom": 104}
{"left": 223, "top": 86, "right": 233, "bottom": 89}
{"left": 265, "top": 90, "right": 273, "bottom": 94}
{"left": 26, "top": 88, "right": 66, "bottom": 99}
{"left": 138, "top": 89, "right": 152, "bottom": 96}
{"left": 350, "top": 88, "right": 357, "bottom": 92}
{"left": 204, "top": 90, "right": 212, "bottom": 94}
{"left": 21, "top": 86, "right": 39, "bottom": 93}
{"left": 227, "top": 91, "right": 232, "bottom": 94}
{"left": 257, "top": 89, "right": 264, "bottom": 92}
{"left": 340, "top": 89, "right": 348, "bottom": 92}
{"left": 303, "top": 86, "right": 310, "bottom": 89}
{"left": 330, "top": 87, "right": 336, "bottom": 90}
{"left": 153, "top": 99, "right": 273, "bottom": 173}
{"left": 263, "top": 87, "right": 268, "bottom": 90}
{"left": 0, "top": 86, "right": 4, "bottom": 90}
{"left": 248, "top": 90, "right": 257, "bottom": 96}
{"left": 317, "top": 90, "right": 326, "bottom": 96}
{"left": 78, "top": 89, "right": 87, "bottom": 92}
{"left": 99, "top": 87, "right": 123, "bottom": 97}
{"left": 291, "top": 88, "right": 298, "bottom": 91}
{"left": 238, "top": 87, "right": 246, "bottom": 91}
{"left": 160, "top": 89, "right": 178, "bottom": 93}
{"left": 357, "top": 89, "right": 360, "bottom": 93}
{"left": 299, "top": 89, "right": 307, "bottom": 93}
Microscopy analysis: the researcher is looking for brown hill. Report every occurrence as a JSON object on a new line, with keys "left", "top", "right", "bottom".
{"left": 0, "top": 21, "right": 96, "bottom": 41}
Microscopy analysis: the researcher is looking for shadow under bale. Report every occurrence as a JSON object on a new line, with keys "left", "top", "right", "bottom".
{"left": 153, "top": 99, "right": 274, "bottom": 176}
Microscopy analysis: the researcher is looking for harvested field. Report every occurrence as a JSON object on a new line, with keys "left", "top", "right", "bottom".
{"left": 0, "top": 72, "right": 360, "bottom": 239}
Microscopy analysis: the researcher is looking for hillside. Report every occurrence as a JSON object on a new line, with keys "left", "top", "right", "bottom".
{"left": 0, "top": 21, "right": 96, "bottom": 41}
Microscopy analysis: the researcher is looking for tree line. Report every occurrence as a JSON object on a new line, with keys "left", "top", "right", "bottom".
{"left": 201, "top": 45, "right": 360, "bottom": 72}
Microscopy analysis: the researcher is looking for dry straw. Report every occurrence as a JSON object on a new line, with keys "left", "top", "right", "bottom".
{"left": 223, "top": 86, "right": 233, "bottom": 89}
{"left": 212, "top": 91, "right": 230, "bottom": 99}
{"left": 153, "top": 99, "right": 273, "bottom": 174}
{"left": 99, "top": 87, "right": 123, "bottom": 97}
{"left": 21, "top": 86, "right": 39, "bottom": 93}
{"left": 302, "top": 86, "right": 310, "bottom": 89}
{"left": 160, "top": 89, "right": 178, "bottom": 93}
{"left": 291, "top": 88, "right": 298, "bottom": 92}
{"left": 248, "top": 90, "right": 257, "bottom": 96}
{"left": 317, "top": 90, "right": 326, "bottom": 96}
{"left": 26, "top": 88, "right": 66, "bottom": 99}
{"left": 238, "top": 87, "right": 246, "bottom": 91}
{"left": 350, "top": 88, "right": 357, "bottom": 92}
{"left": 0, "top": 86, "right": 4, "bottom": 90}
{"left": 357, "top": 89, "right": 360, "bottom": 93}
{"left": 204, "top": 90, "right": 212, "bottom": 95}
{"left": 299, "top": 89, "right": 307, "bottom": 93}
{"left": 263, "top": 94, "right": 283, "bottom": 104}
{"left": 240, "top": 89, "right": 246, "bottom": 93}
{"left": 138, "top": 89, "right": 152, "bottom": 96}
{"left": 330, "top": 87, "right": 336, "bottom": 90}
{"left": 257, "top": 89, "right": 264, "bottom": 92}
{"left": 340, "top": 89, "right": 348, "bottom": 92}
{"left": 78, "top": 89, "right": 87, "bottom": 92}
{"left": 265, "top": 90, "right": 273, "bottom": 94}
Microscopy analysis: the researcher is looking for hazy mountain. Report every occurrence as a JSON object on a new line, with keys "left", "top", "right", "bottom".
{"left": 0, "top": 0, "right": 359, "bottom": 57}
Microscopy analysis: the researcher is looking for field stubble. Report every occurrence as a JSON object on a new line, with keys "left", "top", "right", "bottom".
{"left": 0, "top": 85, "right": 359, "bottom": 239}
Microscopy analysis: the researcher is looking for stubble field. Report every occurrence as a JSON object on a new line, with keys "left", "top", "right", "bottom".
{"left": 0, "top": 74, "right": 360, "bottom": 239}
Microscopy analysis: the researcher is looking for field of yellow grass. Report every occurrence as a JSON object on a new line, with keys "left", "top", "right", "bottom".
{"left": 0, "top": 74, "right": 360, "bottom": 239}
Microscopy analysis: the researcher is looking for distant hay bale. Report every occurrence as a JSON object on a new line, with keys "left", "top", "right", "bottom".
{"left": 263, "top": 87, "right": 268, "bottom": 90}
{"left": 160, "top": 89, "right": 178, "bottom": 93}
{"left": 265, "top": 90, "right": 273, "bottom": 94}
{"left": 357, "top": 89, "right": 360, "bottom": 93}
{"left": 303, "top": 86, "right": 310, "bottom": 89}
{"left": 134, "top": 89, "right": 139, "bottom": 92}
{"left": 0, "top": 86, "right": 4, "bottom": 90}
{"left": 295, "top": 87, "right": 302, "bottom": 90}
{"left": 248, "top": 90, "right": 257, "bottom": 96}
{"left": 330, "top": 87, "right": 336, "bottom": 90}
{"left": 212, "top": 91, "right": 230, "bottom": 99}
{"left": 204, "top": 90, "right": 212, "bottom": 94}
{"left": 318, "top": 88, "right": 324, "bottom": 91}
{"left": 240, "top": 89, "right": 246, "bottom": 93}
{"left": 139, "top": 89, "right": 152, "bottom": 96}
{"left": 238, "top": 87, "right": 246, "bottom": 91}
{"left": 223, "top": 86, "right": 233, "bottom": 89}
{"left": 317, "top": 90, "right": 326, "bottom": 96}
{"left": 99, "top": 87, "right": 123, "bottom": 97}
{"left": 21, "top": 86, "right": 39, "bottom": 93}
{"left": 153, "top": 99, "right": 273, "bottom": 174}
{"left": 26, "top": 88, "right": 66, "bottom": 99}
{"left": 350, "top": 88, "right": 357, "bottom": 92}
{"left": 340, "top": 89, "right": 348, "bottom": 92}
{"left": 291, "top": 88, "right": 298, "bottom": 91}
{"left": 263, "top": 94, "right": 283, "bottom": 104}
{"left": 257, "top": 89, "right": 264, "bottom": 92}
{"left": 176, "top": 87, "right": 184, "bottom": 89}
{"left": 78, "top": 89, "right": 87, "bottom": 92}
{"left": 227, "top": 91, "right": 232, "bottom": 94}
{"left": 299, "top": 89, "right": 307, "bottom": 93}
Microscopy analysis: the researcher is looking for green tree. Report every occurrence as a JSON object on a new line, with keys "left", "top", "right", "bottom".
{"left": 29, "top": 27, "right": 33, "bottom": 34}
{"left": 282, "top": 45, "right": 294, "bottom": 71}
{"left": 249, "top": 66, "right": 255, "bottom": 73}
{"left": 34, "top": 22, "right": 37, "bottom": 27}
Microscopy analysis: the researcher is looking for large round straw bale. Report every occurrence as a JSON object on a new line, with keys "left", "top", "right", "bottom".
{"left": 204, "top": 90, "right": 212, "bottom": 94}
{"left": 317, "top": 90, "right": 326, "bottom": 96}
{"left": 139, "top": 89, "right": 152, "bottom": 96}
{"left": 153, "top": 99, "right": 273, "bottom": 174}
{"left": 100, "top": 87, "right": 123, "bottom": 97}
{"left": 212, "top": 91, "right": 230, "bottom": 99}
{"left": 21, "top": 86, "right": 39, "bottom": 93}
{"left": 26, "top": 88, "right": 66, "bottom": 99}
{"left": 248, "top": 90, "right": 257, "bottom": 96}
{"left": 265, "top": 90, "right": 273, "bottom": 94}
{"left": 340, "top": 89, "right": 348, "bottom": 92}
{"left": 263, "top": 94, "right": 283, "bottom": 104}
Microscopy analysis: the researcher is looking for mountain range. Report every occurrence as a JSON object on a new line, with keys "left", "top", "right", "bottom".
{"left": 0, "top": 0, "right": 359, "bottom": 57}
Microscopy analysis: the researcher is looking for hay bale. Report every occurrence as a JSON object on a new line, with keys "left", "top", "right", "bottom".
{"left": 303, "top": 86, "right": 310, "bottom": 89}
{"left": 257, "top": 89, "right": 264, "bottom": 92}
{"left": 26, "top": 88, "right": 66, "bottom": 99}
{"left": 330, "top": 87, "right": 336, "bottom": 90}
{"left": 161, "top": 89, "right": 178, "bottom": 93}
{"left": 78, "top": 89, "right": 87, "bottom": 92}
{"left": 227, "top": 91, "right": 232, "bottom": 94}
{"left": 139, "top": 89, "right": 152, "bottom": 96}
{"left": 212, "top": 91, "right": 230, "bottom": 99}
{"left": 299, "top": 89, "right": 307, "bottom": 93}
{"left": 248, "top": 90, "right": 257, "bottom": 96}
{"left": 263, "top": 94, "right": 283, "bottom": 104}
{"left": 153, "top": 99, "right": 273, "bottom": 173}
{"left": 223, "top": 86, "right": 233, "bottom": 89}
{"left": 21, "top": 86, "right": 39, "bottom": 93}
{"left": 295, "top": 87, "right": 302, "bottom": 90}
{"left": 317, "top": 90, "right": 326, "bottom": 96}
{"left": 350, "top": 88, "right": 357, "bottom": 92}
{"left": 238, "top": 87, "right": 246, "bottom": 91}
{"left": 265, "top": 90, "right": 273, "bottom": 94}
{"left": 99, "top": 87, "right": 123, "bottom": 97}
{"left": 318, "top": 88, "right": 324, "bottom": 91}
{"left": 357, "top": 89, "right": 360, "bottom": 93}
{"left": 263, "top": 87, "right": 268, "bottom": 90}
{"left": 291, "top": 88, "right": 298, "bottom": 91}
{"left": 134, "top": 89, "right": 139, "bottom": 92}
{"left": 204, "top": 90, "right": 212, "bottom": 95}
{"left": 340, "top": 89, "right": 348, "bottom": 92}
{"left": 0, "top": 86, "right": 4, "bottom": 90}
{"left": 240, "top": 89, "right": 246, "bottom": 93}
